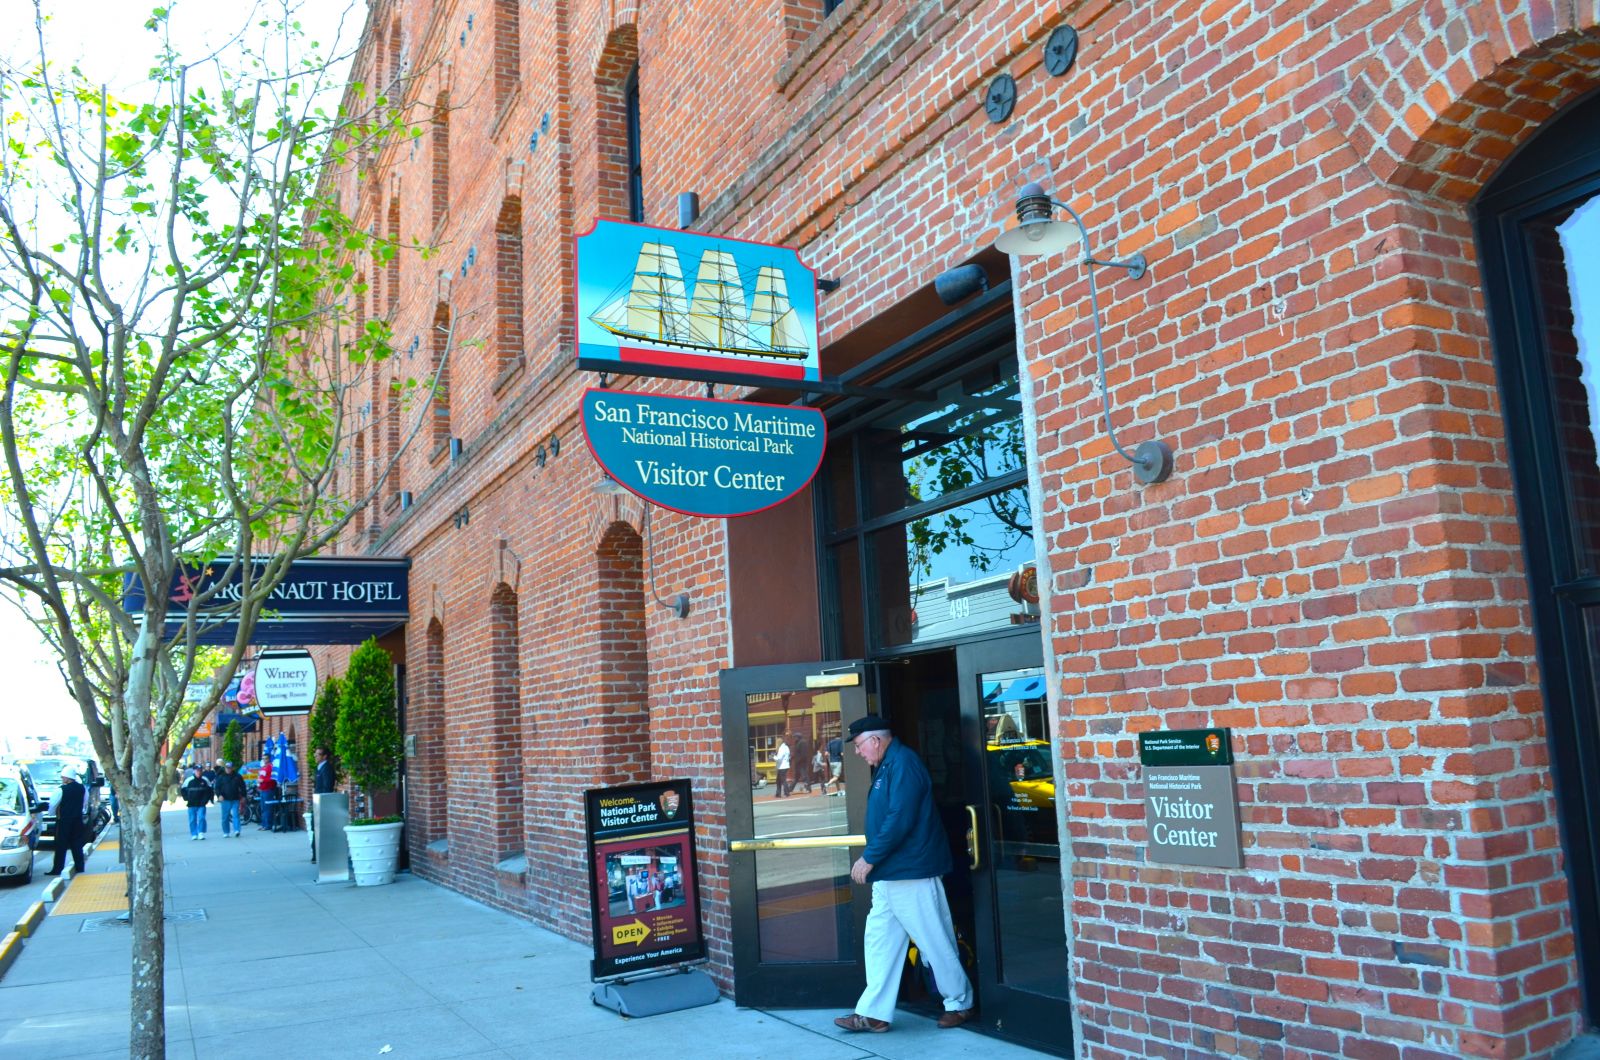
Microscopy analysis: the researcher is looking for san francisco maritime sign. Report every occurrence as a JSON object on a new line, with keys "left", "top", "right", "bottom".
{"left": 582, "top": 389, "right": 826, "bottom": 517}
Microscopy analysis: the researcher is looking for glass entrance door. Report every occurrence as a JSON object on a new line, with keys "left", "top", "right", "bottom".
{"left": 957, "top": 632, "right": 1072, "bottom": 1053}
{"left": 720, "top": 661, "right": 871, "bottom": 1008}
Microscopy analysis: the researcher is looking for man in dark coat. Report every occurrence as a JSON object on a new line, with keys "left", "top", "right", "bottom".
{"left": 214, "top": 761, "right": 247, "bottom": 837}
{"left": 833, "top": 715, "right": 973, "bottom": 1034}
{"left": 48, "top": 766, "right": 87, "bottom": 876}
{"left": 181, "top": 766, "right": 213, "bottom": 839}
{"left": 314, "top": 747, "right": 336, "bottom": 795}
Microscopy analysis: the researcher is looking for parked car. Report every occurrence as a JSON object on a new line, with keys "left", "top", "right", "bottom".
{"left": 0, "top": 763, "right": 46, "bottom": 884}
{"left": 23, "top": 756, "right": 107, "bottom": 848}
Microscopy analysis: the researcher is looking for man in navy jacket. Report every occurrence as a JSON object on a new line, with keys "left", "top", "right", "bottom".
{"left": 833, "top": 715, "right": 974, "bottom": 1034}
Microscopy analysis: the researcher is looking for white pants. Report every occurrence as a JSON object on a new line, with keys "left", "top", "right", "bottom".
{"left": 854, "top": 877, "right": 973, "bottom": 1023}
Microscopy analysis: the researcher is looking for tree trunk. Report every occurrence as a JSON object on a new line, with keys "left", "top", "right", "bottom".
{"left": 126, "top": 793, "right": 166, "bottom": 1059}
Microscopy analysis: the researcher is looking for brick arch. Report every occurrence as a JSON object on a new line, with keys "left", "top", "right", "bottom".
{"left": 1322, "top": 8, "right": 1600, "bottom": 201}
{"left": 494, "top": 196, "right": 524, "bottom": 377}
{"left": 488, "top": 581, "right": 525, "bottom": 862}
{"left": 596, "top": 520, "right": 651, "bottom": 784}
{"left": 411, "top": 618, "right": 447, "bottom": 852}
{"left": 594, "top": 25, "right": 640, "bottom": 221}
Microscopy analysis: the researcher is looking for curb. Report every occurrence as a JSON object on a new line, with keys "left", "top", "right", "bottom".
{"left": 0, "top": 930, "right": 20, "bottom": 980}
{"left": 42, "top": 876, "right": 65, "bottom": 902}
{"left": 13, "top": 901, "right": 45, "bottom": 938}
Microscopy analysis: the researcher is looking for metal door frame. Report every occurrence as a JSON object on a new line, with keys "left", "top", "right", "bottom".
{"left": 955, "top": 628, "right": 1073, "bottom": 1055}
{"left": 720, "top": 660, "right": 872, "bottom": 1008}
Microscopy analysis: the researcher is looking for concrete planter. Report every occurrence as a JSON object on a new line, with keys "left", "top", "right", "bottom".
{"left": 344, "top": 820, "right": 403, "bottom": 886}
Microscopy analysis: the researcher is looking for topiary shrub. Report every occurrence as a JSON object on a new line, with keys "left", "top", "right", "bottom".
{"left": 221, "top": 719, "right": 243, "bottom": 770}
{"left": 334, "top": 638, "right": 402, "bottom": 816}
{"left": 309, "top": 674, "right": 344, "bottom": 786}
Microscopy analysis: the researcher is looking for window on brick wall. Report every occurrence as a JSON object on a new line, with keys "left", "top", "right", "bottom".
{"left": 823, "top": 0, "right": 845, "bottom": 14}
{"left": 419, "top": 619, "right": 446, "bottom": 846}
{"left": 489, "top": 583, "right": 524, "bottom": 861}
{"left": 624, "top": 65, "right": 643, "bottom": 222}
{"left": 594, "top": 29, "right": 639, "bottom": 222}
{"left": 386, "top": 195, "right": 400, "bottom": 318}
{"left": 386, "top": 19, "right": 401, "bottom": 101}
{"left": 494, "top": 0, "right": 519, "bottom": 116}
{"left": 431, "top": 94, "right": 449, "bottom": 233}
{"left": 431, "top": 302, "right": 451, "bottom": 449}
{"left": 1479, "top": 90, "right": 1600, "bottom": 1017}
{"left": 820, "top": 339, "right": 1028, "bottom": 655}
{"left": 495, "top": 197, "right": 524, "bottom": 378}
{"left": 370, "top": 360, "right": 384, "bottom": 494}
{"left": 352, "top": 433, "right": 367, "bottom": 538}
{"left": 385, "top": 376, "right": 401, "bottom": 498}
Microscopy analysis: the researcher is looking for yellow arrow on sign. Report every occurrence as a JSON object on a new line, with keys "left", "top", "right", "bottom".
{"left": 612, "top": 918, "right": 652, "bottom": 947}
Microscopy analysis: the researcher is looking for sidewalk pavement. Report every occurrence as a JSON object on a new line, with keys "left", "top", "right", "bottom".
{"left": 0, "top": 808, "right": 1048, "bottom": 1059}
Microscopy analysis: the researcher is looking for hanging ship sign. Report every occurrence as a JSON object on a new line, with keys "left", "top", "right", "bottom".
{"left": 575, "top": 219, "right": 821, "bottom": 386}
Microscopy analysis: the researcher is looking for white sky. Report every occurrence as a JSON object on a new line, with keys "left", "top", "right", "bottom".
{"left": 0, "top": 0, "right": 364, "bottom": 752}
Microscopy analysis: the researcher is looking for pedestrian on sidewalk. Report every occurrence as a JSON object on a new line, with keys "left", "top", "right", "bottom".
{"left": 181, "top": 767, "right": 213, "bottom": 840}
{"left": 833, "top": 715, "right": 974, "bottom": 1035}
{"left": 773, "top": 736, "right": 791, "bottom": 798}
{"left": 47, "top": 766, "right": 87, "bottom": 876}
{"left": 256, "top": 755, "right": 277, "bottom": 831}
{"left": 214, "top": 761, "right": 246, "bottom": 837}
{"left": 314, "top": 747, "right": 335, "bottom": 794}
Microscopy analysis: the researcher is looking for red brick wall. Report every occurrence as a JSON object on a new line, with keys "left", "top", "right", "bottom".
{"left": 320, "top": 0, "right": 1600, "bottom": 1053}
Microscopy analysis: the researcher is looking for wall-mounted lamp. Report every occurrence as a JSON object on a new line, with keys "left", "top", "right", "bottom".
{"left": 592, "top": 475, "right": 692, "bottom": 619}
{"left": 399, "top": 490, "right": 414, "bottom": 511}
{"left": 934, "top": 263, "right": 989, "bottom": 306}
{"left": 449, "top": 437, "right": 463, "bottom": 462}
{"left": 991, "top": 181, "right": 1173, "bottom": 485}
{"left": 453, "top": 506, "right": 470, "bottom": 529}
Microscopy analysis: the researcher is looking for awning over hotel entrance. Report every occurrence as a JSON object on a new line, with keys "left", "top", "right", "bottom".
{"left": 122, "top": 556, "right": 410, "bottom": 646}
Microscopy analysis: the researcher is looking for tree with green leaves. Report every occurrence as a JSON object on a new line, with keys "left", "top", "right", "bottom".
{"left": 309, "top": 673, "right": 342, "bottom": 785}
{"left": 335, "top": 637, "right": 401, "bottom": 820}
{"left": 220, "top": 718, "right": 243, "bottom": 769}
{"left": 0, "top": 5, "right": 444, "bottom": 1056}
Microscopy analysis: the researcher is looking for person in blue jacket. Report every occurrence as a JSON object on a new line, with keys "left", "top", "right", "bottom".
{"left": 833, "top": 715, "right": 974, "bottom": 1034}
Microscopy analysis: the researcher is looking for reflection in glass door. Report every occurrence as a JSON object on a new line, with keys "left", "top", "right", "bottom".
{"left": 720, "top": 662, "right": 870, "bottom": 1008}
{"left": 959, "top": 634, "right": 1072, "bottom": 1054}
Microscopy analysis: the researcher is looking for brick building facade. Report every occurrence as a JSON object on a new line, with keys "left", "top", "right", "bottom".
{"left": 312, "top": 0, "right": 1600, "bottom": 1056}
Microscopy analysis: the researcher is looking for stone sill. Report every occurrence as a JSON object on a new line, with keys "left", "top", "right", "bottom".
{"left": 495, "top": 854, "right": 528, "bottom": 887}
{"left": 492, "top": 356, "right": 525, "bottom": 397}
{"left": 489, "top": 86, "right": 522, "bottom": 143}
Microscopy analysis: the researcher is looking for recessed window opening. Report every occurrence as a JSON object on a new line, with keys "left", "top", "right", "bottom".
{"left": 820, "top": 339, "right": 1030, "bottom": 656}
{"left": 625, "top": 65, "right": 643, "bottom": 222}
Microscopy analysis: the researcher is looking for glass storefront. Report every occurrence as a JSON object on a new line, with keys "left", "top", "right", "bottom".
{"left": 821, "top": 344, "right": 1036, "bottom": 655}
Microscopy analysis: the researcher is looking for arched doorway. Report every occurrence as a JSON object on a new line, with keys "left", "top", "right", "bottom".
{"left": 1477, "top": 87, "right": 1600, "bottom": 1024}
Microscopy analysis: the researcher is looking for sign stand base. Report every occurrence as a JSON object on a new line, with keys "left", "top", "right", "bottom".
{"left": 590, "top": 968, "right": 719, "bottom": 1017}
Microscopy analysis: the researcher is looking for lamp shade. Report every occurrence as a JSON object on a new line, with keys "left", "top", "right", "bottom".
{"left": 993, "top": 216, "right": 1084, "bottom": 256}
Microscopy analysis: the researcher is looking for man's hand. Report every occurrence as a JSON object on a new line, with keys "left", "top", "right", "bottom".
{"left": 850, "top": 857, "right": 873, "bottom": 884}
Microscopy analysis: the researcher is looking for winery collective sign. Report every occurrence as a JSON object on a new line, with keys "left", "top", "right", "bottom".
{"left": 582, "top": 389, "right": 826, "bottom": 517}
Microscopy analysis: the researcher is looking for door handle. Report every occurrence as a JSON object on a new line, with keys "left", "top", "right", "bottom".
{"left": 965, "top": 804, "right": 981, "bottom": 870}
{"left": 730, "top": 834, "right": 867, "bottom": 852}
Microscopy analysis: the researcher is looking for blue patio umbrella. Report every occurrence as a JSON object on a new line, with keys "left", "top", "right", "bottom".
{"left": 271, "top": 733, "right": 300, "bottom": 785}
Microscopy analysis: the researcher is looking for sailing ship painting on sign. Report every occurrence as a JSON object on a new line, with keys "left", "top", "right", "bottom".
{"left": 575, "top": 219, "right": 821, "bottom": 385}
